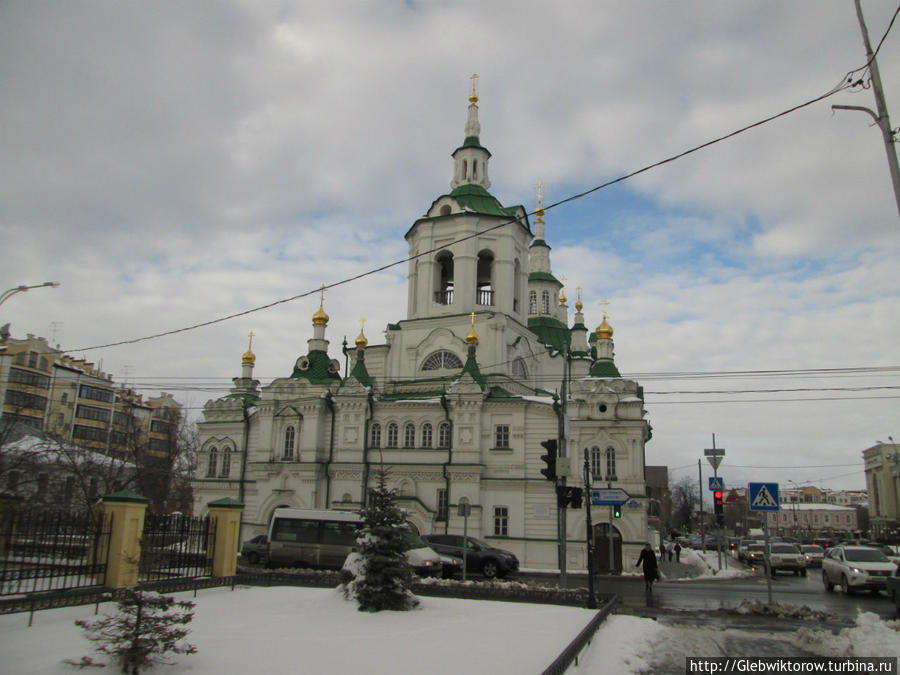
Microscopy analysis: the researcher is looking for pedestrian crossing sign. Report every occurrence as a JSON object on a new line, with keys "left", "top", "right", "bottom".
{"left": 748, "top": 482, "right": 780, "bottom": 511}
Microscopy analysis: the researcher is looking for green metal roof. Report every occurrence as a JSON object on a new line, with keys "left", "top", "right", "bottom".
{"left": 528, "top": 316, "right": 571, "bottom": 351}
{"left": 528, "top": 271, "right": 559, "bottom": 283}
{"left": 347, "top": 358, "right": 374, "bottom": 387}
{"left": 290, "top": 350, "right": 341, "bottom": 384}
{"left": 448, "top": 184, "right": 522, "bottom": 219}
{"left": 590, "top": 360, "right": 621, "bottom": 378}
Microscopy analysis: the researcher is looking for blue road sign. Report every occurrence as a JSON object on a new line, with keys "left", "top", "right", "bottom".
{"left": 708, "top": 477, "right": 724, "bottom": 491}
{"left": 590, "top": 488, "right": 629, "bottom": 506}
{"left": 748, "top": 482, "right": 780, "bottom": 511}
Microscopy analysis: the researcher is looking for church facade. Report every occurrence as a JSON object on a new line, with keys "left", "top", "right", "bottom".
{"left": 191, "top": 84, "right": 651, "bottom": 573}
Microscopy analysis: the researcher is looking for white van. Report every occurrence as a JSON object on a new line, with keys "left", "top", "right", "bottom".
{"left": 266, "top": 508, "right": 442, "bottom": 577}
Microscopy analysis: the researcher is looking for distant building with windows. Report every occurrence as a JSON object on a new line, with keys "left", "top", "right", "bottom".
{"left": 765, "top": 503, "right": 858, "bottom": 537}
{"left": 864, "top": 441, "right": 899, "bottom": 540}
{"left": 191, "top": 84, "right": 651, "bottom": 573}
{"left": 0, "top": 331, "right": 182, "bottom": 459}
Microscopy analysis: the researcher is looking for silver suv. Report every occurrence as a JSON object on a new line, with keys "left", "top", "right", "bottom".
{"left": 768, "top": 542, "right": 807, "bottom": 577}
{"left": 822, "top": 545, "right": 896, "bottom": 594}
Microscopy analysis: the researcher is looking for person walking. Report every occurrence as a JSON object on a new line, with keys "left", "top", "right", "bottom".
{"left": 674, "top": 542, "right": 682, "bottom": 563}
{"left": 636, "top": 543, "right": 659, "bottom": 592}
{"left": 667, "top": 542, "right": 674, "bottom": 562}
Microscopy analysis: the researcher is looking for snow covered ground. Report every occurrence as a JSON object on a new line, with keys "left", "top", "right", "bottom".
{"left": 2, "top": 585, "right": 900, "bottom": 674}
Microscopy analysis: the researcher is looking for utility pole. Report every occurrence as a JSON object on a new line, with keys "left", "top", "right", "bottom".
{"left": 833, "top": 0, "right": 900, "bottom": 221}
{"left": 557, "top": 348, "right": 569, "bottom": 587}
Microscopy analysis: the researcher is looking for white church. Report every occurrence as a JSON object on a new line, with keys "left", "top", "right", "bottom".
{"left": 192, "top": 82, "right": 652, "bottom": 573}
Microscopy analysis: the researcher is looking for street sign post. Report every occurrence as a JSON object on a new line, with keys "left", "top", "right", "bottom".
{"left": 748, "top": 482, "right": 780, "bottom": 512}
{"left": 590, "top": 488, "right": 629, "bottom": 506}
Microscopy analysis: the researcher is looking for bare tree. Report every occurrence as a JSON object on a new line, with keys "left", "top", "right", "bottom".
{"left": 670, "top": 476, "right": 699, "bottom": 533}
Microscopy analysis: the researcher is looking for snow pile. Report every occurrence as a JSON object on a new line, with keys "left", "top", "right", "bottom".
{"left": 578, "top": 614, "right": 665, "bottom": 673}
{"left": 680, "top": 548, "right": 754, "bottom": 579}
{"left": 797, "top": 611, "right": 900, "bottom": 658}
{"left": 734, "top": 600, "right": 837, "bottom": 621}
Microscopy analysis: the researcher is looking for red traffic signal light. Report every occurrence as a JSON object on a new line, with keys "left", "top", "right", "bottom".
{"left": 714, "top": 490, "right": 723, "bottom": 506}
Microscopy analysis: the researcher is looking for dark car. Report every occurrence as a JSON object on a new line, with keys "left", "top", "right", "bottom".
{"left": 241, "top": 534, "right": 268, "bottom": 565}
{"left": 421, "top": 534, "right": 519, "bottom": 578}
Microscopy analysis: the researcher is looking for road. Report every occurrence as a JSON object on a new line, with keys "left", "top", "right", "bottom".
{"left": 524, "top": 563, "right": 898, "bottom": 621}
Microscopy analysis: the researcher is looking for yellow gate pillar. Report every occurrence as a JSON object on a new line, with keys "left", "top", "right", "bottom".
{"left": 207, "top": 498, "right": 244, "bottom": 578}
{"left": 100, "top": 490, "right": 149, "bottom": 589}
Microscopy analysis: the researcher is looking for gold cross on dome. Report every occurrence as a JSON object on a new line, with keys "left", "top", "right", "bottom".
{"left": 535, "top": 180, "right": 544, "bottom": 208}
{"left": 318, "top": 284, "right": 326, "bottom": 307}
{"left": 469, "top": 311, "right": 476, "bottom": 327}
{"left": 576, "top": 286, "right": 583, "bottom": 302}
{"left": 360, "top": 317, "right": 366, "bottom": 331}
{"left": 600, "top": 298, "right": 610, "bottom": 317}
{"left": 470, "top": 73, "right": 479, "bottom": 96}
{"left": 247, "top": 330, "right": 255, "bottom": 350}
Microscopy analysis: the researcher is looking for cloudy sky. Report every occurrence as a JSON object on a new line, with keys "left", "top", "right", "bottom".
{"left": 2, "top": 1, "right": 898, "bottom": 494}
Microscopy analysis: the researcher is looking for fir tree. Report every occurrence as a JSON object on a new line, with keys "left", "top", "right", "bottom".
{"left": 69, "top": 589, "right": 196, "bottom": 674}
{"left": 344, "top": 469, "right": 419, "bottom": 612}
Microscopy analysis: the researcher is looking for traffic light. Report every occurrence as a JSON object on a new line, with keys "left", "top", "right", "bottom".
{"left": 613, "top": 504, "right": 622, "bottom": 518}
{"left": 569, "top": 487, "right": 583, "bottom": 509}
{"left": 714, "top": 489, "right": 724, "bottom": 526}
{"left": 540, "top": 439, "right": 557, "bottom": 482}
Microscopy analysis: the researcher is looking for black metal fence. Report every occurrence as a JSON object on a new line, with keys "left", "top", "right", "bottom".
{"left": 0, "top": 509, "right": 112, "bottom": 596}
{"left": 139, "top": 513, "right": 215, "bottom": 581}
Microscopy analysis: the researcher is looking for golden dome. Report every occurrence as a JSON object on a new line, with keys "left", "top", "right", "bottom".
{"left": 575, "top": 299, "right": 583, "bottom": 312}
{"left": 312, "top": 285, "right": 329, "bottom": 326}
{"left": 596, "top": 316, "right": 613, "bottom": 340}
{"left": 242, "top": 331, "right": 256, "bottom": 365}
{"left": 468, "top": 72, "right": 479, "bottom": 104}
{"left": 355, "top": 318, "right": 368, "bottom": 348}
{"left": 465, "top": 312, "right": 479, "bottom": 345}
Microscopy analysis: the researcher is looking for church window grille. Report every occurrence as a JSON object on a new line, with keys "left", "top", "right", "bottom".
{"left": 370, "top": 423, "right": 381, "bottom": 448}
{"left": 476, "top": 250, "right": 494, "bottom": 306}
{"left": 283, "top": 426, "right": 295, "bottom": 459}
{"left": 438, "top": 422, "right": 450, "bottom": 448}
{"left": 386, "top": 423, "right": 399, "bottom": 448}
{"left": 494, "top": 425, "right": 510, "bottom": 449}
{"left": 421, "top": 350, "right": 463, "bottom": 371}
{"left": 403, "top": 423, "right": 416, "bottom": 448}
{"left": 436, "top": 488, "right": 448, "bottom": 521}
{"left": 421, "top": 423, "right": 433, "bottom": 448}
{"left": 493, "top": 506, "right": 509, "bottom": 536}
{"left": 207, "top": 447, "right": 218, "bottom": 477}
{"left": 529, "top": 291, "right": 537, "bottom": 314}
{"left": 511, "top": 358, "right": 527, "bottom": 379}
{"left": 514, "top": 259, "right": 521, "bottom": 312}
{"left": 590, "top": 446, "right": 603, "bottom": 480}
{"left": 221, "top": 448, "right": 231, "bottom": 478}
{"left": 434, "top": 252, "right": 454, "bottom": 305}
{"left": 606, "top": 447, "right": 617, "bottom": 480}
{"left": 541, "top": 290, "right": 550, "bottom": 314}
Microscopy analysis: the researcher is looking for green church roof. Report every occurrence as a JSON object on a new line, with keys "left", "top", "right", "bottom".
{"left": 290, "top": 350, "right": 341, "bottom": 384}
{"left": 528, "top": 316, "right": 571, "bottom": 352}
{"left": 448, "top": 184, "right": 522, "bottom": 219}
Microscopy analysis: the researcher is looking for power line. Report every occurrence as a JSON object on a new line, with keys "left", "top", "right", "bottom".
{"left": 65, "top": 66, "right": 864, "bottom": 354}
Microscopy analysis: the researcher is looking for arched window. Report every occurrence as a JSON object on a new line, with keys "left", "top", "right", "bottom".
{"left": 511, "top": 358, "right": 527, "bottom": 379}
{"left": 529, "top": 290, "right": 537, "bottom": 314}
{"left": 435, "top": 251, "right": 454, "bottom": 305}
{"left": 438, "top": 422, "right": 451, "bottom": 448}
{"left": 283, "top": 426, "right": 295, "bottom": 459}
{"left": 386, "top": 423, "right": 399, "bottom": 448}
{"left": 370, "top": 423, "right": 382, "bottom": 448}
{"left": 514, "top": 259, "right": 521, "bottom": 312}
{"left": 590, "top": 446, "right": 603, "bottom": 480}
{"left": 476, "top": 250, "right": 494, "bottom": 306}
{"left": 421, "top": 423, "right": 433, "bottom": 448}
{"left": 207, "top": 447, "right": 218, "bottom": 477}
{"left": 606, "top": 447, "right": 617, "bottom": 480}
{"left": 221, "top": 447, "right": 231, "bottom": 478}
{"left": 421, "top": 350, "right": 463, "bottom": 371}
{"left": 403, "top": 423, "right": 416, "bottom": 448}
{"left": 541, "top": 290, "right": 550, "bottom": 314}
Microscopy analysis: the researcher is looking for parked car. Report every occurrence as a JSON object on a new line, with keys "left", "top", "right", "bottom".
{"left": 767, "top": 543, "right": 807, "bottom": 576}
{"left": 421, "top": 534, "right": 519, "bottom": 579}
{"left": 822, "top": 545, "right": 897, "bottom": 594}
{"left": 887, "top": 566, "right": 900, "bottom": 614}
{"left": 800, "top": 544, "right": 825, "bottom": 568}
{"left": 737, "top": 539, "right": 755, "bottom": 562}
{"left": 439, "top": 554, "right": 462, "bottom": 579}
{"left": 241, "top": 534, "right": 268, "bottom": 565}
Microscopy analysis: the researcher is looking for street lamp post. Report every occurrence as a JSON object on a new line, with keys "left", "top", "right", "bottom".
{"left": 0, "top": 282, "right": 60, "bottom": 309}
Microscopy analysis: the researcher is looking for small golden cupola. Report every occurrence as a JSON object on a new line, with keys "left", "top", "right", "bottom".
{"left": 355, "top": 317, "right": 368, "bottom": 349}
{"left": 242, "top": 331, "right": 256, "bottom": 366}
{"left": 312, "top": 285, "right": 329, "bottom": 326}
{"left": 596, "top": 299, "right": 614, "bottom": 340}
{"left": 575, "top": 286, "right": 584, "bottom": 313}
{"left": 465, "top": 312, "right": 479, "bottom": 345}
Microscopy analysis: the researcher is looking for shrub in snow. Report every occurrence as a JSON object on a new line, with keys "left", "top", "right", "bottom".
{"left": 68, "top": 588, "right": 196, "bottom": 674}
{"left": 341, "top": 469, "right": 419, "bottom": 612}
